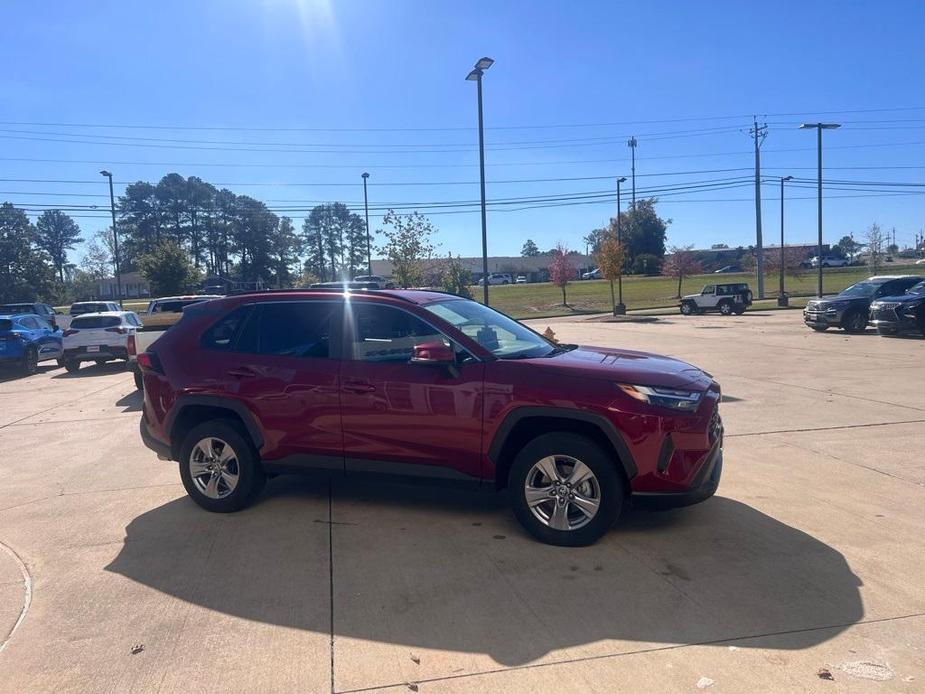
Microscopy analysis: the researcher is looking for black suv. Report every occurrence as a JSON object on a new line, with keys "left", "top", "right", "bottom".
{"left": 803, "top": 275, "right": 924, "bottom": 333}
{"left": 869, "top": 279, "right": 925, "bottom": 336}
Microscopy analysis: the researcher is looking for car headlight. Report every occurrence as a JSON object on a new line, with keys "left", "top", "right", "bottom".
{"left": 618, "top": 383, "right": 703, "bottom": 412}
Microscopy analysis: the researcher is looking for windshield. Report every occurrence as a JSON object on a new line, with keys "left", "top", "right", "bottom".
{"left": 422, "top": 299, "right": 555, "bottom": 359}
{"left": 838, "top": 282, "right": 879, "bottom": 299}
{"left": 905, "top": 281, "right": 925, "bottom": 295}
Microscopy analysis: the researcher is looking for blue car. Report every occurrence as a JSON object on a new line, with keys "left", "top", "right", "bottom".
{"left": 0, "top": 313, "right": 64, "bottom": 374}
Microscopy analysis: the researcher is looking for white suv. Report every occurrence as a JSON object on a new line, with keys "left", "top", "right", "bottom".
{"left": 680, "top": 283, "right": 753, "bottom": 316}
{"left": 478, "top": 273, "right": 513, "bottom": 285}
{"left": 62, "top": 311, "right": 143, "bottom": 373}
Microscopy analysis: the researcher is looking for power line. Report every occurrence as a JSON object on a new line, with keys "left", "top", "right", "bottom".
{"left": 3, "top": 106, "right": 925, "bottom": 132}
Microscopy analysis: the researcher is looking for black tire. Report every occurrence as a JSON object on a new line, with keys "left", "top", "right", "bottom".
{"left": 680, "top": 301, "right": 695, "bottom": 316}
{"left": 732, "top": 304, "right": 746, "bottom": 315}
{"left": 811, "top": 325, "right": 828, "bottom": 332}
{"left": 719, "top": 300, "right": 734, "bottom": 316}
{"left": 508, "top": 432, "right": 624, "bottom": 547}
{"left": 842, "top": 309, "right": 868, "bottom": 334}
{"left": 133, "top": 369, "right": 144, "bottom": 390}
{"left": 178, "top": 419, "right": 266, "bottom": 513}
{"left": 63, "top": 360, "right": 80, "bottom": 373}
{"left": 21, "top": 346, "right": 38, "bottom": 375}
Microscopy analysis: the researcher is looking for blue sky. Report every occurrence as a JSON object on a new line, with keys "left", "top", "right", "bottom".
{"left": 2, "top": 0, "right": 925, "bottom": 259}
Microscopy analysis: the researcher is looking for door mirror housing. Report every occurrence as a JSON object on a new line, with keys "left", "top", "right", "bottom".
{"left": 410, "top": 341, "right": 455, "bottom": 366}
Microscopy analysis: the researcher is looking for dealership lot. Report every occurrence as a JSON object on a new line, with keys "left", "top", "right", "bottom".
{"left": 0, "top": 311, "right": 923, "bottom": 693}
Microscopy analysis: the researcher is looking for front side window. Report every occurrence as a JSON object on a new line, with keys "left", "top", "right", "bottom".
{"left": 422, "top": 299, "right": 554, "bottom": 360}
{"left": 351, "top": 304, "right": 446, "bottom": 362}
{"left": 703, "top": 285, "right": 716, "bottom": 295}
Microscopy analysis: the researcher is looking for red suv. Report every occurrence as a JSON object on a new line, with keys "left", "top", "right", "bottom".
{"left": 139, "top": 289, "right": 723, "bottom": 546}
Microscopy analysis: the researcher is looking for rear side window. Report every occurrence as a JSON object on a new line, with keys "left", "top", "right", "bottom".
{"left": 236, "top": 302, "right": 336, "bottom": 358}
{"left": 72, "top": 315, "right": 121, "bottom": 329}
{"left": 201, "top": 306, "right": 252, "bottom": 351}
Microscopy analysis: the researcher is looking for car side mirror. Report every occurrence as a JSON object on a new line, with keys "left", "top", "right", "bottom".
{"left": 410, "top": 341, "right": 455, "bottom": 366}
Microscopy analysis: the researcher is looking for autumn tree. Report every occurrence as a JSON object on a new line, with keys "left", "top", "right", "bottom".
{"left": 597, "top": 234, "right": 626, "bottom": 313}
{"left": 662, "top": 245, "right": 703, "bottom": 298}
{"left": 548, "top": 243, "right": 575, "bottom": 306}
{"left": 378, "top": 210, "right": 438, "bottom": 288}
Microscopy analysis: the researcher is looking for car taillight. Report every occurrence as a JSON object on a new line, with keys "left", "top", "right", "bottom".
{"left": 127, "top": 334, "right": 136, "bottom": 356}
{"left": 137, "top": 351, "right": 164, "bottom": 374}
{"left": 63, "top": 329, "right": 79, "bottom": 337}
{"left": 105, "top": 326, "right": 127, "bottom": 334}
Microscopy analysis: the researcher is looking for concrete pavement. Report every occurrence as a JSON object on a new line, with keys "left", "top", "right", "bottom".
{"left": 0, "top": 311, "right": 923, "bottom": 692}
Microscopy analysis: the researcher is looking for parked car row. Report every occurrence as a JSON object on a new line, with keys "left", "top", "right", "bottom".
{"left": 804, "top": 275, "right": 925, "bottom": 336}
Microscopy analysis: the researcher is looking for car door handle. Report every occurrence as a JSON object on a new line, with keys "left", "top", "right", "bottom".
{"left": 228, "top": 367, "right": 258, "bottom": 379}
{"left": 343, "top": 380, "right": 375, "bottom": 394}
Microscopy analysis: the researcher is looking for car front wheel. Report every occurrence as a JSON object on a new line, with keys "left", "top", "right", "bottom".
{"left": 179, "top": 420, "right": 266, "bottom": 513}
{"left": 842, "top": 309, "right": 868, "bottom": 333}
{"left": 680, "top": 301, "right": 695, "bottom": 315}
{"left": 21, "top": 346, "right": 38, "bottom": 375}
{"left": 509, "top": 433, "right": 624, "bottom": 546}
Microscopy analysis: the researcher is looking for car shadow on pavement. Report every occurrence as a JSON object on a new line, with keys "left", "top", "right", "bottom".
{"left": 105, "top": 480, "right": 863, "bottom": 666}
{"left": 51, "top": 362, "right": 129, "bottom": 379}
{"left": 0, "top": 364, "right": 58, "bottom": 383}
{"left": 115, "top": 390, "right": 142, "bottom": 412}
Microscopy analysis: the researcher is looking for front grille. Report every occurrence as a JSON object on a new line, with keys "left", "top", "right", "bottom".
{"left": 877, "top": 302, "right": 901, "bottom": 310}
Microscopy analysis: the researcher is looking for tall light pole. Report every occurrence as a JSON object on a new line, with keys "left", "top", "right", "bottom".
{"left": 626, "top": 137, "right": 637, "bottom": 207}
{"left": 615, "top": 176, "right": 627, "bottom": 315}
{"left": 361, "top": 172, "right": 372, "bottom": 277}
{"left": 800, "top": 122, "right": 841, "bottom": 297}
{"left": 466, "top": 56, "right": 494, "bottom": 304}
{"left": 99, "top": 170, "right": 123, "bottom": 307}
{"left": 777, "top": 176, "right": 793, "bottom": 307}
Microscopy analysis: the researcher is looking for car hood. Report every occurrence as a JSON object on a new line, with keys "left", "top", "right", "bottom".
{"left": 805, "top": 295, "right": 867, "bottom": 309}
{"left": 873, "top": 293, "right": 925, "bottom": 304}
{"left": 532, "top": 345, "right": 713, "bottom": 391}
{"left": 681, "top": 293, "right": 701, "bottom": 301}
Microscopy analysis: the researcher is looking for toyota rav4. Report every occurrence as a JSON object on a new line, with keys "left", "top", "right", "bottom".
{"left": 138, "top": 289, "right": 723, "bottom": 546}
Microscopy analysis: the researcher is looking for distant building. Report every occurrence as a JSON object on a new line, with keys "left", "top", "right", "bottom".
{"left": 97, "top": 271, "right": 151, "bottom": 299}
{"left": 370, "top": 254, "right": 594, "bottom": 284}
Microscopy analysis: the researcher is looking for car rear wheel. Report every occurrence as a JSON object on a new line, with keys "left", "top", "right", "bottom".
{"left": 719, "top": 301, "right": 734, "bottom": 316}
{"left": 21, "top": 346, "right": 38, "bottom": 375}
{"left": 842, "top": 309, "right": 868, "bottom": 333}
{"left": 509, "top": 433, "right": 624, "bottom": 546}
{"left": 63, "top": 360, "right": 80, "bottom": 373}
{"left": 133, "top": 369, "right": 143, "bottom": 390}
{"left": 811, "top": 325, "right": 828, "bottom": 332}
{"left": 179, "top": 420, "right": 266, "bottom": 513}
{"left": 732, "top": 304, "right": 746, "bottom": 315}
{"left": 680, "top": 301, "right": 695, "bottom": 315}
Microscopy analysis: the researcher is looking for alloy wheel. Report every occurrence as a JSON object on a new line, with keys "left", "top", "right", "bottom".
{"left": 524, "top": 455, "right": 601, "bottom": 531}
{"left": 189, "top": 437, "right": 240, "bottom": 499}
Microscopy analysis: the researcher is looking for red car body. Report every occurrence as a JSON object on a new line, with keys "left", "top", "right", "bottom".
{"left": 140, "top": 289, "right": 722, "bottom": 514}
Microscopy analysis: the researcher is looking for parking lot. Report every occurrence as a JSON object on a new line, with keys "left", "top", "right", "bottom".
{"left": 0, "top": 310, "right": 922, "bottom": 693}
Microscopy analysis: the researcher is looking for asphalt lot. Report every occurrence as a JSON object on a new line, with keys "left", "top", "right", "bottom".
{"left": 0, "top": 310, "right": 923, "bottom": 693}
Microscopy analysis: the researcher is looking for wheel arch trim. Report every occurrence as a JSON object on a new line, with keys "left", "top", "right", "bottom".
{"left": 165, "top": 395, "right": 264, "bottom": 456}
{"left": 488, "top": 406, "right": 638, "bottom": 480}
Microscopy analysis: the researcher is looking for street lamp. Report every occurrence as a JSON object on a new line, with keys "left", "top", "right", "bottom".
{"left": 466, "top": 56, "right": 494, "bottom": 304}
{"left": 615, "top": 176, "right": 627, "bottom": 315}
{"left": 361, "top": 172, "right": 372, "bottom": 277}
{"left": 777, "top": 176, "right": 793, "bottom": 307}
{"left": 799, "top": 122, "right": 841, "bottom": 297}
{"left": 99, "top": 170, "right": 123, "bottom": 308}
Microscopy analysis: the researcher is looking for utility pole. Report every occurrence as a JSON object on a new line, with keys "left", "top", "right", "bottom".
{"left": 627, "top": 137, "right": 637, "bottom": 207}
{"left": 362, "top": 172, "right": 372, "bottom": 277}
{"left": 466, "top": 57, "right": 494, "bottom": 305}
{"left": 749, "top": 117, "right": 768, "bottom": 300}
{"left": 615, "top": 176, "right": 627, "bottom": 315}
{"left": 99, "top": 170, "right": 123, "bottom": 308}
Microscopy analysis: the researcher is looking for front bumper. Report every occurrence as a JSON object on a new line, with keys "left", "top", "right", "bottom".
{"left": 803, "top": 308, "right": 844, "bottom": 328}
{"left": 631, "top": 440, "right": 723, "bottom": 510}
